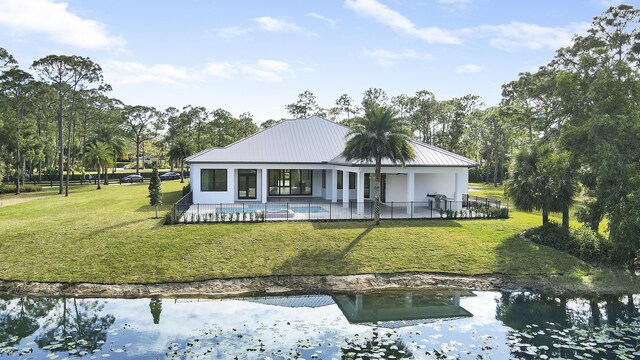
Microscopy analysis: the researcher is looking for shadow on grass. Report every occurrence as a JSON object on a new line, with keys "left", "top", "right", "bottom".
{"left": 274, "top": 226, "right": 376, "bottom": 275}
{"left": 494, "top": 234, "right": 588, "bottom": 279}
{"left": 341, "top": 225, "right": 375, "bottom": 256}
{"left": 312, "top": 219, "right": 462, "bottom": 230}
{"left": 274, "top": 247, "right": 361, "bottom": 275}
{"left": 85, "top": 218, "right": 150, "bottom": 239}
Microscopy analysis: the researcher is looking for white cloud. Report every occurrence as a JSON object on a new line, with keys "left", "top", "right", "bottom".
{"left": 0, "top": 0, "right": 124, "bottom": 50}
{"left": 104, "top": 60, "right": 196, "bottom": 85}
{"left": 460, "top": 21, "right": 589, "bottom": 51}
{"left": 214, "top": 26, "right": 251, "bottom": 39}
{"left": 344, "top": 0, "right": 461, "bottom": 44}
{"left": 438, "top": 0, "right": 472, "bottom": 8}
{"left": 456, "top": 63, "right": 485, "bottom": 73}
{"left": 203, "top": 59, "right": 293, "bottom": 82}
{"left": 306, "top": 12, "right": 337, "bottom": 26}
{"left": 363, "top": 48, "right": 431, "bottom": 65}
{"left": 252, "top": 16, "right": 303, "bottom": 33}
{"left": 344, "top": 0, "right": 587, "bottom": 51}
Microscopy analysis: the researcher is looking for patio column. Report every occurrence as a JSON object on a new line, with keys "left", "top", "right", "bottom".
{"left": 261, "top": 168, "right": 268, "bottom": 203}
{"left": 342, "top": 170, "right": 349, "bottom": 208}
{"left": 453, "top": 172, "right": 460, "bottom": 211}
{"left": 356, "top": 171, "right": 364, "bottom": 215}
{"left": 331, "top": 169, "right": 338, "bottom": 203}
{"left": 406, "top": 171, "right": 415, "bottom": 214}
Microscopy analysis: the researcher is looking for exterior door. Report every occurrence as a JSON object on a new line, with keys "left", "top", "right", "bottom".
{"left": 238, "top": 170, "right": 257, "bottom": 199}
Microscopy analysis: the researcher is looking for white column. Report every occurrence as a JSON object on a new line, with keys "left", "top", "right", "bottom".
{"left": 453, "top": 172, "right": 460, "bottom": 211}
{"left": 406, "top": 171, "right": 415, "bottom": 214}
{"left": 342, "top": 170, "right": 349, "bottom": 208}
{"left": 356, "top": 170, "right": 364, "bottom": 215}
{"left": 331, "top": 169, "right": 338, "bottom": 203}
{"left": 261, "top": 168, "right": 268, "bottom": 203}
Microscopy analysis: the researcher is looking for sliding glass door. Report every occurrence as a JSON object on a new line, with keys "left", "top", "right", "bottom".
{"left": 268, "top": 169, "right": 312, "bottom": 196}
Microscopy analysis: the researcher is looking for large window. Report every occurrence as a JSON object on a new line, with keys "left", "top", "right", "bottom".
{"left": 201, "top": 169, "right": 227, "bottom": 191}
{"left": 337, "top": 171, "right": 356, "bottom": 190}
{"left": 268, "top": 169, "right": 312, "bottom": 196}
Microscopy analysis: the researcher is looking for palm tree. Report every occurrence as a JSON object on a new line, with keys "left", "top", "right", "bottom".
{"left": 167, "top": 138, "right": 195, "bottom": 183}
{"left": 506, "top": 145, "right": 577, "bottom": 228}
{"left": 546, "top": 151, "right": 578, "bottom": 229}
{"left": 87, "top": 124, "right": 127, "bottom": 185}
{"left": 342, "top": 106, "right": 415, "bottom": 225}
{"left": 83, "top": 142, "right": 113, "bottom": 190}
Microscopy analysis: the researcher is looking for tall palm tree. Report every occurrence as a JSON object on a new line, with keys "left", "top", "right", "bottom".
{"left": 167, "top": 138, "right": 195, "bottom": 183}
{"left": 342, "top": 106, "right": 415, "bottom": 225}
{"left": 83, "top": 142, "right": 113, "bottom": 190}
{"left": 506, "top": 145, "right": 577, "bottom": 228}
{"left": 88, "top": 124, "right": 127, "bottom": 185}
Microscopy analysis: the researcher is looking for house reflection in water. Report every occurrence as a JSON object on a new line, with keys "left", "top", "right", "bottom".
{"left": 332, "top": 290, "right": 474, "bottom": 328}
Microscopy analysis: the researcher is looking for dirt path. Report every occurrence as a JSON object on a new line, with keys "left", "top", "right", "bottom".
{"left": 0, "top": 195, "right": 42, "bottom": 207}
{"left": 1, "top": 272, "right": 635, "bottom": 298}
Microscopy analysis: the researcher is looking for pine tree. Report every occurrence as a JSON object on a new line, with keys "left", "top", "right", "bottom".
{"left": 148, "top": 165, "right": 162, "bottom": 218}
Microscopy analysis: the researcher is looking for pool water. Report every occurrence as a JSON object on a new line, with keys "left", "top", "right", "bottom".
{"left": 0, "top": 290, "right": 637, "bottom": 359}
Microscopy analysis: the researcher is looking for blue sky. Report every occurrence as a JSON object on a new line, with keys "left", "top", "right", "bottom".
{"left": 0, "top": 0, "right": 636, "bottom": 123}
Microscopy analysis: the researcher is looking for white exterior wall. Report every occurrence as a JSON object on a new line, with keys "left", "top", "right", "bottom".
{"left": 384, "top": 174, "right": 407, "bottom": 203}
{"left": 189, "top": 163, "right": 471, "bottom": 205}
{"left": 191, "top": 163, "right": 236, "bottom": 204}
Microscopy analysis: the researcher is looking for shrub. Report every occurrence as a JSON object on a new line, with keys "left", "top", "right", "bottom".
{"left": 163, "top": 211, "right": 174, "bottom": 225}
{"left": 0, "top": 184, "right": 42, "bottom": 194}
{"left": 524, "top": 222, "right": 614, "bottom": 266}
{"left": 182, "top": 183, "right": 191, "bottom": 196}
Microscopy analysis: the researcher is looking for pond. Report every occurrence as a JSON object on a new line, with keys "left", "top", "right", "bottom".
{"left": 0, "top": 290, "right": 638, "bottom": 359}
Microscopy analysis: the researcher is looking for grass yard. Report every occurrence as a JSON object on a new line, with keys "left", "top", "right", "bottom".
{"left": 0, "top": 181, "right": 635, "bottom": 292}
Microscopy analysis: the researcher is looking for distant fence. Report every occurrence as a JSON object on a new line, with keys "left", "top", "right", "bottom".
{"left": 171, "top": 195, "right": 507, "bottom": 224}
{"left": 2, "top": 172, "right": 189, "bottom": 187}
{"left": 462, "top": 194, "right": 502, "bottom": 209}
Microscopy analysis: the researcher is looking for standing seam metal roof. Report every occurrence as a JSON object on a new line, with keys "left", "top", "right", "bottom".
{"left": 186, "top": 116, "right": 478, "bottom": 167}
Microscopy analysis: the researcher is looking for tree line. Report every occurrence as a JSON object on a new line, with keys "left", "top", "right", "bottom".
{"left": 0, "top": 50, "right": 259, "bottom": 194}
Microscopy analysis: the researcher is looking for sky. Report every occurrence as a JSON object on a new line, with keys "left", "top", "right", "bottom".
{"left": 0, "top": 0, "right": 637, "bottom": 123}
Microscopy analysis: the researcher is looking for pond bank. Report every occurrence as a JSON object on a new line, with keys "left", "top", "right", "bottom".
{"left": 1, "top": 272, "right": 638, "bottom": 298}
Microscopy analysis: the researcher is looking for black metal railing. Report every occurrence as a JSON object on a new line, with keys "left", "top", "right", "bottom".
{"left": 171, "top": 196, "right": 507, "bottom": 224}
{"left": 462, "top": 194, "right": 502, "bottom": 209}
{"left": 172, "top": 191, "right": 193, "bottom": 222}
{"left": 2, "top": 172, "right": 190, "bottom": 187}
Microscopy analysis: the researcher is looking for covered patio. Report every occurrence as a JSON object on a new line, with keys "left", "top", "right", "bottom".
{"left": 172, "top": 193, "right": 505, "bottom": 223}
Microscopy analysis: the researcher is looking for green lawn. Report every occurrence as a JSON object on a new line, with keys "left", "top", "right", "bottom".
{"left": 469, "top": 182, "right": 609, "bottom": 232}
{"left": 0, "top": 181, "right": 635, "bottom": 292}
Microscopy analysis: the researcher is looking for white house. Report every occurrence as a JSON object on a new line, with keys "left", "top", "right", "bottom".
{"left": 185, "top": 116, "right": 478, "bottom": 215}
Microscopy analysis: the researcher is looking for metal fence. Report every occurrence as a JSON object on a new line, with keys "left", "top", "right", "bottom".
{"left": 172, "top": 191, "right": 193, "bottom": 222}
{"left": 2, "top": 172, "right": 189, "bottom": 187}
{"left": 171, "top": 195, "right": 508, "bottom": 223}
{"left": 462, "top": 194, "right": 502, "bottom": 209}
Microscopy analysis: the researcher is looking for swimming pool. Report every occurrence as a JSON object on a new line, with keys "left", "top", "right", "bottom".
{"left": 215, "top": 204, "right": 328, "bottom": 214}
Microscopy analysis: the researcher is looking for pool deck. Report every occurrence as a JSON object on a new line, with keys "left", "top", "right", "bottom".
{"left": 179, "top": 198, "right": 452, "bottom": 222}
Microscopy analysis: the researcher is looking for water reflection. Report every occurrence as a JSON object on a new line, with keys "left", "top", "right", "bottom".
{"left": 0, "top": 290, "right": 637, "bottom": 359}
{"left": 332, "top": 290, "right": 473, "bottom": 328}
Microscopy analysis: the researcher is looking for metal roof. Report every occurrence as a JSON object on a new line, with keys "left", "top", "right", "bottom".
{"left": 241, "top": 295, "right": 335, "bottom": 308}
{"left": 186, "top": 116, "right": 478, "bottom": 167}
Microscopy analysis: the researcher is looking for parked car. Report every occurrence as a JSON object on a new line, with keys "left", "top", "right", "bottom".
{"left": 120, "top": 174, "right": 144, "bottom": 184}
{"left": 160, "top": 171, "right": 181, "bottom": 181}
